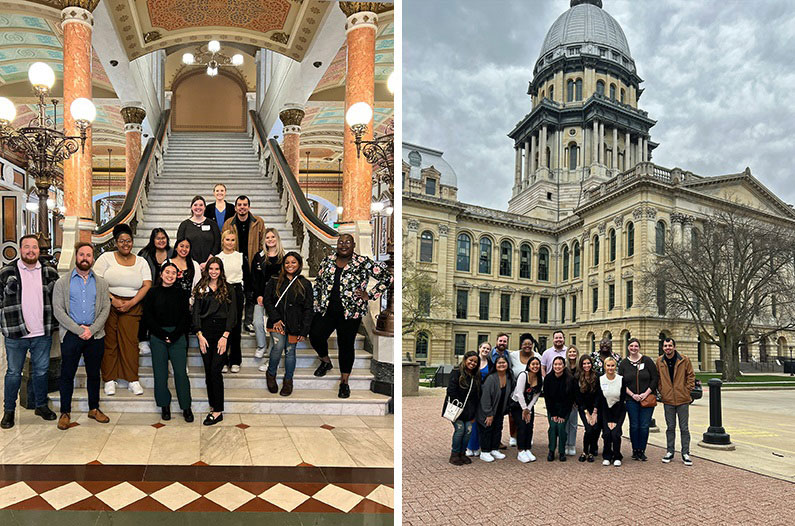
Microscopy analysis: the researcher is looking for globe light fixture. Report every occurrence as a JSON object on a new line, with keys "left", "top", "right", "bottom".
{"left": 387, "top": 71, "right": 396, "bottom": 95}
{"left": 28, "top": 62, "right": 55, "bottom": 91}
{"left": 232, "top": 54, "right": 244, "bottom": 66}
{"left": 208, "top": 40, "right": 221, "bottom": 53}
{"left": 0, "top": 97, "right": 16, "bottom": 124}
{"left": 207, "top": 66, "right": 218, "bottom": 77}
{"left": 182, "top": 52, "right": 195, "bottom": 65}
{"left": 70, "top": 97, "right": 97, "bottom": 127}
{"left": 371, "top": 201, "right": 385, "bottom": 214}
{"left": 46, "top": 198, "right": 55, "bottom": 209}
{"left": 345, "top": 102, "right": 373, "bottom": 128}
{"left": 182, "top": 41, "right": 242, "bottom": 76}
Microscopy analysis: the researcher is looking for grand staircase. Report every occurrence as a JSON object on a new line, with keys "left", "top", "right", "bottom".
{"left": 53, "top": 132, "right": 389, "bottom": 416}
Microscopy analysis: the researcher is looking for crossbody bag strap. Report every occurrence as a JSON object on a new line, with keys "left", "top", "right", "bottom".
{"left": 459, "top": 375, "right": 474, "bottom": 407}
{"left": 274, "top": 276, "right": 299, "bottom": 308}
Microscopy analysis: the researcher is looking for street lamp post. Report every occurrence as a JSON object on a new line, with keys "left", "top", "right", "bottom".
{"left": 0, "top": 62, "right": 95, "bottom": 258}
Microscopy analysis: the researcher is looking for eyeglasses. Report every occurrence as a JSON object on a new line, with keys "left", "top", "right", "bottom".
{"left": 117, "top": 238, "right": 133, "bottom": 245}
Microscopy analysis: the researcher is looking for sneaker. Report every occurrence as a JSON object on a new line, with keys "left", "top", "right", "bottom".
{"left": 567, "top": 446, "right": 576, "bottom": 456}
{"left": 465, "top": 449, "right": 476, "bottom": 457}
{"left": 472, "top": 449, "right": 481, "bottom": 457}
{"left": 138, "top": 341, "right": 151, "bottom": 355}
{"left": 128, "top": 381, "right": 144, "bottom": 395}
{"left": 314, "top": 360, "right": 333, "bottom": 377}
{"left": 480, "top": 452, "right": 495, "bottom": 462}
{"left": 258, "top": 363, "right": 268, "bottom": 372}
{"left": 682, "top": 454, "right": 693, "bottom": 466}
{"left": 639, "top": 451, "right": 648, "bottom": 461}
{"left": 509, "top": 437, "right": 517, "bottom": 447}
{"left": 230, "top": 365, "right": 240, "bottom": 373}
{"left": 104, "top": 380, "right": 116, "bottom": 396}
{"left": 490, "top": 449, "right": 505, "bottom": 460}
{"left": 517, "top": 450, "right": 529, "bottom": 463}
{"left": 559, "top": 454, "right": 567, "bottom": 462}
{"left": 613, "top": 459, "right": 622, "bottom": 467}
{"left": 222, "top": 365, "right": 229, "bottom": 373}
{"left": 662, "top": 452, "right": 675, "bottom": 464}
{"left": 526, "top": 451, "right": 536, "bottom": 462}
{"left": 244, "top": 324, "right": 255, "bottom": 334}
{"left": 254, "top": 347, "right": 266, "bottom": 359}
{"left": 631, "top": 450, "right": 639, "bottom": 460}
{"left": 602, "top": 459, "right": 611, "bottom": 466}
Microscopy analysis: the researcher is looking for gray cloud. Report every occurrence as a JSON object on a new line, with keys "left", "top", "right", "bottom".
{"left": 404, "top": 0, "right": 795, "bottom": 210}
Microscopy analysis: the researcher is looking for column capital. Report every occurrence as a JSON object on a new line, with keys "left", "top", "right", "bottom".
{"left": 339, "top": 2, "right": 393, "bottom": 17}
{"left": 279, "top": 105, "right": 305, "bottom": 135}
{"left": 60, "top": 3, "right": 96, "bottom": 28}
{"left": 120, "top": 106, "right": 146, "bottom": 125}
{"left": 341, "top": 3, "right": 387, "bottom": 33}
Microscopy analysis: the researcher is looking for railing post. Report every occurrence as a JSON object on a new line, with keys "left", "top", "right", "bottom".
{"left": 698, "top": 379, "right": 735, "bottom": 450}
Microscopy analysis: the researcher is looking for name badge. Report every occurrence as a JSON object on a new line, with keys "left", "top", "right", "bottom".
{"left": 202, "top": 225, "right": 211, "bottom": 231}
{"left": 638, "top": 363, "right": 644, "bottom": 371}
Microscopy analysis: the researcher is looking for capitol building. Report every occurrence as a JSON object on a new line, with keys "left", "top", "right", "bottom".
{"left": 403, "top": 0, "right": 795, "bottom": 367}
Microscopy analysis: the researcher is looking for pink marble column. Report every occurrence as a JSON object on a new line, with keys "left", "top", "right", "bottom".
{"left": 61, "top": 2, "right": 97, "bottom": 240}
{"left": 279, "top": 105, "right": 305, "bottom": 179}
{"left": 121, "top": 106, "right": 146, "bottom": 190}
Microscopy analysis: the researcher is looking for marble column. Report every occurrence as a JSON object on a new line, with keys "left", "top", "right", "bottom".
{"left": 599, "top": 122, "right": 605, "bottom": 165}
{"left": 523, "top": 140, "right": 531, "bottom": 187}
{"left": 540, "top": 125, "right": 548, "bottom": 169}
{"left": 592, "top": 120, "right": 598, "bottom": 164}
{"left": 625, "top": 131, "right": 631, "bottom": 169}
{"left": 612, "top": 127, "right": 618, "bottom": 170}
{"left": 121, "top": 105, "right": 146, "bottom": 191}
{"left": 514, "top": 147, "right": 522, "bottom": 193}
{"left": 280, "top": 105, "right": 305, "bottom": 179}
{"left": 530, "top": 133, "right": 538, "bottom": 178}
{"left": 61, "top": 1, "right": 98, "bottom": 240}
{"left": 642, "top": 137, "right": 648, "bottom": 162}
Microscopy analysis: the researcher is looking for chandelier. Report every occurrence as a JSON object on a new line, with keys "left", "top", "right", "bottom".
{"left": 0, "top": 61, "right": 96, "bottom": 254}
{"left": 182, "top": 40, "right": 244, "bottom": 77}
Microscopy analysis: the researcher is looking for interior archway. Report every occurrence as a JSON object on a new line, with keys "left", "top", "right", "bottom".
{"left": 171, "top": 69, "right": 246, "bottom": 132}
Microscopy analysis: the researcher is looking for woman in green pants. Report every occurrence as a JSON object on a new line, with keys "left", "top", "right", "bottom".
{"left": 543, "top": 355, "right": 576, "bottom": 462}
{"left": 142, "top": 262, "right": 194, "bottom": 422}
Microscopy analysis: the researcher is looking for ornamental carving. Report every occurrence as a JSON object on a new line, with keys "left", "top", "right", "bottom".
{"left": 613, "top": 215, "right": 623, "bottom": 227}
{"left": 270, "top": 32, "right": 289, "bottom": 44}
{"left": 683, "top": 215, "right": 695, "bottom": 225}
{"left": 598, "top": 222, "right": 606, "bottom": 235}
{"left": 339, "top": 2, "right": 393, "bottom": 16}
{"left": 63, "top": 0, "right": 100, "bottom": 10}
{"left": 670, "top": 212, "right": 686, "bottom": 224}
{"left": 621, "top": 269, "right": 634, "bottom": 278}
{"left": 143, "top": 31, "right": 161, "bottom": 43}
{"left": 147, "top": 0, "right": 291, "bottom": 33}
{"left": 645, "top": 206, "right": 658, "bottom": 219}
{"left": 279, "top": 107, "right": 305, "bottom": 127}
{"left": 438, "top": 224, "right": 449, "bottom": 236}
{"left": 632, "top": 207, "right": 644, "bottom": 220}
{"left": 120, "top": 106, "right": 146, "bottom": 125}
{"left": 407, "top": 219, "right": 419, "bottom": 232}
{"left": 589, "top": 277, "right": 598, "bottom": 286}
{"left": 605, "top": 273, "right": 615, "bottom": 283}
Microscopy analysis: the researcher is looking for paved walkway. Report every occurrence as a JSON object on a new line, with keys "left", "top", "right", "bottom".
{"left": 403, "top": 389, "right": 792, "bottom": 525}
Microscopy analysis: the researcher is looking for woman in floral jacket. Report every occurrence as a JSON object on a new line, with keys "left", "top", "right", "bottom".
{"left": 309, "top": 233, "right": 392, "bottom": 398}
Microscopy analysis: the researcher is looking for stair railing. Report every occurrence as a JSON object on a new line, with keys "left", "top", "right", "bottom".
{"left": 92, "top": 109, "right": 171, "bottom": 252}
{"left": 249, "top": 110, "right": 337, "bottom": 276}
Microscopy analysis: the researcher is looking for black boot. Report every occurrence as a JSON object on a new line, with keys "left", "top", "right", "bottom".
{"left": 183, "top": 409, "right": 194, "bottom": 423}
{"left": 338, "top": 382, "right": 351, "bottom": 398}
{"left": 35, "top": 406, "right": 57, "bottom": 421}
{"left": 161, "top": 406, "right": 171, "bottom": 421}
{"left": 0, "top": 411, "right": 14, "bottom": 429}
{"left": 314, "top": 360, "right": 333, "bottom": 377}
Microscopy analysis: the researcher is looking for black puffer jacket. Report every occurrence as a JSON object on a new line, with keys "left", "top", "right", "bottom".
{"left": 443, "top": 368, "right": 480, "bottom": 422}
{"left": 263, "top": 275, "right": 313, "bottom": 336}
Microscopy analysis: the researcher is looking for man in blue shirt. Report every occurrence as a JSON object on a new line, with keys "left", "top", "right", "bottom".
{"left": 52, "top": 242, "right": 111, "bottom": 430}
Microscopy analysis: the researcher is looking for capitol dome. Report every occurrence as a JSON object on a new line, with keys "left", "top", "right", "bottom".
{"left": 538, "top": 0, "right": 632, "bottom": 63}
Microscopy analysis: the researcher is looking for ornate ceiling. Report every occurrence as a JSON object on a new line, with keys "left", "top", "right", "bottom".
{"left": 164, "top": 42, "right": 256, "bottom": 91}
{"left": 104, "top": 0, "right": 333, "bottom": 62}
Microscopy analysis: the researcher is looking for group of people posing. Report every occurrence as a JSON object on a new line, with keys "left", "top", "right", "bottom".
{"left": 444, "top": 330, "right": 696, "bottom": 467}
{"left": 0, "top": 183, "right": 391, "bottom": 430}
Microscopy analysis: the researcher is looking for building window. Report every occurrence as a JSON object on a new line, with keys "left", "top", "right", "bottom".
{"left": 657, "top": 281, "right": 666, "bottom": 315}
{"left": 479, "top": 291, "right": 490, "bottom": 320}
{"left": 627, "top": 222, "right": 635, "bottom": 257}
{"left": 478, "top": 334, "right": 489, "bottom": 347}
{"left": 568, "top": 142, "right": 578, "bottom": 169}
{"left": 521, "top": 295, "right": 531, "bottom": 323}
{"left": 519, "top": 244, "right": 532, "bottom": 279}
{"left": 418, "top": 286, "right": 431, "bottom": 316}
{"left": 596, "top": 80, "right": 605, "bottom": 96}
{"left": 549, "top": 85, "right": 554, "bottom": 101}
{"left": 419, "top": 230, "right": 434, "bottom": 262}
{"left": 592, "top": 235, "right": 600, "bottom": 266}
{"left": 454, "top": 333, "right": 467, "bottom": 356}
{"left": 500, "top": 293, "right": 511, "bottom": 322}
{"left": 575, "top": 78, "right": 583, "bottom": 100}
{"left": 609, "top": 83, "right": 616, "bottom": 100}
{"left": 561, "top": 297, "right": 567, "bottom": 323}
{"left": 590, "top": 333, "right": 596, "bottom": 354}
{"left": 456, "top": 289, "right": 468, "bottom": 319}
{"left": 609, "top": 284, "right": 615, "bottom": 310}
{"left": 573, "top": 241, "right": 581, "bottom": 277}
{"left": 592, "top": 287, "right": 598, "bottom": 313}
{"left": 425, "top": 177, "right": 436, "bottom": 196}
{"left": 609, "top": 229, "right": 616, "bottom": 261}
{"left": 538, "top": 247, "right": 549, "bottom": 281}
{"left": 571, "top": 294, "right": 577, "bottom": 322}
{"left": 620, "top": 88, "right": 625, "bottom": 104}
{"left": 456, "top": 233, "right": 471, "bottom": 271}
{"left": 539, "top": 297, "right": 548, "bottom": 324}
{"left": 499, "top": 240, "right": 512, "bottom": 276}
{"left": 539, "top": 336, "right": 548, "bottom": 351}
{"left": 567, "top": 79, "right": 574, "bottom": 102}
{"left": 479, "top": 237, "right": 492, "bottom": 274}
{"left": 415, "top": 332, "right": 429, "bottom": 363}
{"left": 562, "top": 245, "right": 570, "bottom": 280}
{"left": 656, "top": 221, "right": 666, "bottom": 255}
{"left": 626, "top": 280, "right": 634, "bottom": 308}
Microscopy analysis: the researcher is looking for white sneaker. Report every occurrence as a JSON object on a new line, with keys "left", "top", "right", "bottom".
{"left": 567, "top": 446, "right": 576, "bottom": 456}
{"left": 526, "top": 451, "right": 536, "bottom": 462}
{"left": 682, "top": 454, "right": 693, "bottom": 466}
{"left": 230, "top": 365, "right": 240, "bottom": 373}
{"left": 490, "top": 449, "right": 505, "bottom": 460}
{"left": 254, "top": 347, "right": 266, "bottom": 359}
{"left": 509, "top": 437, "right": 517, "bottom": 447}
{"left": 517, "top": 451, "right": 529, "bottom": 463}
{"left": 472, "top": 448, "right": 481, "bottom": 457}
{"left": 104, "top": 380, "right": 116, "bottom": 396}
{"left": 613, "top": 459, "right": 622, "bottom": 467}
{"left": 222, "top": 365, "right": 229, "bottom": 373}
{"left": 138, "top": 341, "right": 151, "bottom": 355}
{"left": 602, "top": 459, "right": 611, "bottom": 466}
{"left": 128, "top": 381, "right": 144, "bottom": 395}
{"left": 465, "top": 449, "right": 476, "bottom": 457}
{"left": 480, "top": 452, "right": 495, "bottom": 462}
{"left": 258, "top": 363, "right": 267, "bottom": 372}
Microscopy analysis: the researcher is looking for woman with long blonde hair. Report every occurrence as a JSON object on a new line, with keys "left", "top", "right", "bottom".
{"left": 214, "top": 228, "right": 245, "bottom": 373}
{"left": 252, "top": 228, "right": 285, "bottom": 358}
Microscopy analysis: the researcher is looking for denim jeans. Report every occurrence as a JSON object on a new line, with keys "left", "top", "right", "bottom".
{"left": 451, "top": 420, "right": 473, "bottom": 454}
{"left": 664, "top": 403, "right": 690, "bottom": 455}
{"left": 626, "top": 399, "right": 654, "bottom": 451}
{"left": 267, "top": 332, "right": 297, "bottom": 380}
{"left": 253, "top": 304, "right": 267, "bottom": 349}
{"left": 4, "top": 335, "right": 52, "bottom": 411}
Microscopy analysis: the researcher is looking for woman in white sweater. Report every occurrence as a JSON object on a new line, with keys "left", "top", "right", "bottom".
{"left": 510, "top": 356, "right": 542, "bottom": 463}
{"left": 215, "top": 228, "right": 244, "bottom": 373}
{"left": 598, "top": 356, "right": 627, "bottom": 467}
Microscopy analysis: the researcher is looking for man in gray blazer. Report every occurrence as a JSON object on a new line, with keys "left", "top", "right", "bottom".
{"left": 52, "top": 242, "right": 111, "bottom": 429}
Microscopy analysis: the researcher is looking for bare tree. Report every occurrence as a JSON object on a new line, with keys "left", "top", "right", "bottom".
{"left": 639, "top": 208, "right": 795, "bottom": 381}
{"left": 401, "top": 252, "right": 450, "bottom": 336}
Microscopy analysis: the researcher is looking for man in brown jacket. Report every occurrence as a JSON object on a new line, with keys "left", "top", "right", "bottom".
{"left": 656, "top": 337, "right": 695, "bottom": 466}
{"left": 222, "top": 195, "right": 265, "bottom": 330}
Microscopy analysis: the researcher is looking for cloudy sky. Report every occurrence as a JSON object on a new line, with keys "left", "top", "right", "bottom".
{"left": 404, "top": 0, "right": 795, "bottom": 210}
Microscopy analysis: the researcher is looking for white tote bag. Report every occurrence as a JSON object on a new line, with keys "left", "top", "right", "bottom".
{"left": 443, "top": 377, "right": 473, "bottom": 423}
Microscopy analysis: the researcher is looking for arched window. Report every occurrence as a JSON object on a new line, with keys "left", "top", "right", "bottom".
{"left": 567, "top": 79, "right": 574, "bottom": 102}
{"left": 620, "top": 88, "right": 625, "bottom": 104}
{"left": 549, "top": 85, "right": 554, "bottom": 101}
{"left": 562, "top": 245, "right": 570, "bottom": 280}
{"left": 419, "top": 231, "right": 434, "bottom": 262}
{"left": 608, "top": 229, "right": 616, "bottom": 261}
{"left": 592, "top": 235, "right": 600, "bottom": 266}
{"left": 627, "top": 222, "right": 635, "bottom": 257}
{"left": 479, "top": 237, "right": 492, "bottom": 274}
{"left": 590, "top": 333, "right": 596, "bottom": 354}
{"left": 540, "top": 89, "right": 545, "bottom": 99}
{"left": 573, "top": 241, "right": 581, "bottom": 277}
{"left": 568, "top": 141, "right": 578, "bottom": 169}
{"left": 596, "top": 80, "right": 605, "bottom": 96}
{"left": 519, "top": 244, "right": 532, "bottom": 279}
{"left": 575, "top": 78, "right": 583, "bottom": 100}
{"left": 538, "top": 247, "right": 549, "bottom": 281}
{"left": 499, "top": 240, "right": 513, "bottom": 277}
{"left": 609, "top": 83, "right": 616, "bottom": 100}
{"left": 656, "top": 221, "right": 666, "bottom": 255}
{"left": 456, "top": 233, "right": 471, "bottom": 271}
{"left": 415, "top": 332, "right": 429, "bottom": 362}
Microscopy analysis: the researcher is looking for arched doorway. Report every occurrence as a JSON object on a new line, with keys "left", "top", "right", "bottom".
{"left": 171, "top": 69, "right": 247, "bottom": 132}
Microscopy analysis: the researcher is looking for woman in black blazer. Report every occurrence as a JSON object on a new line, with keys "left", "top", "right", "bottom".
{"left": 205, "top": 183, "right": 236, "bottom": 230}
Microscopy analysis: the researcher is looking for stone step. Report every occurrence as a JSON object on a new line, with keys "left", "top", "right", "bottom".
{"left": 51, "top": 387, "right": 389, "bottom": 415}
{"left": 73, "top": 366, "right": 374, "bottom": 391}
{"left": 170, "top": 352, "right": 371, "bottom": 370}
